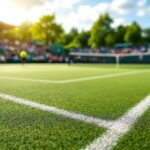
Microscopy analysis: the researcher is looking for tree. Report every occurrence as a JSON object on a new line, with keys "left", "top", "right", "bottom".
{"left": 0, "top": 22, "right": 16, "bottom": 41}
{"left": 19, "top": 21, "right": 32, "bottom": 43}
{"left": 62, "top": 28, "right": 78, "bottom": 45}
{"left": 115, "top": 25, "right": 127, "bottom": 43}
{"left": 62, "top": 28, "right": 79, "bottom": 49}
{"left": 3, "top": 28, "right": 20, "bottom": 42}
{"left": 31, "top": 15, "right": 63, "bottom": 45}
{"left": 105, "top": 33, "right": 115, "bottom": 46}
{"left": 89, "top": 13, "right": 113, "bottom": 48}
{"left": 124, "top": 22, "right": 142, "bottom": 43}
{"left": 143, "top": 28, "right": 150, "bottom": 42}
{"left": 65, "top": 30, "right": 90, "bottom": 49}
{"left": 75, "top": 31, "right": 90, "bottom": 48}
{"left": 0, "top": 22, "right": 15, "bottom": 31}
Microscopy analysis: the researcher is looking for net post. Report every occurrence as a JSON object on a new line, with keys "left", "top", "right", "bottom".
{"left": 116, "top": 54, "right": 120, "bottom": 68}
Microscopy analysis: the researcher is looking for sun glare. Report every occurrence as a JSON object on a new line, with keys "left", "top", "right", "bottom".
{"left": 0, "top": 0, "right": 39, "bottom": 25}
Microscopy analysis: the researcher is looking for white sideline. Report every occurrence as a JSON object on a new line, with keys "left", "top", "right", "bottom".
{"left": 0, "top": 70, "right": 149, "bottom": 84}
{"left": 0, "top": 93, "right": 150, "bottom": 150}
{"left": 84, "top": 95, "right": 150, "bottom": 150}
{"left": 0, "top": 93, "right": 114, "bottom": 128}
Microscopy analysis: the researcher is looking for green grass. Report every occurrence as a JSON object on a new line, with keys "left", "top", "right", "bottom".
{"left": 0, "top": 64, "right": 150, "bottom": 119}
{"left": 0, "top": 64, "right": 129, "bottom": 80}
{"left": 0, "top": 64, "right": 150, "bottom": 149}
{"left": 0, "top": 98, "right": 105, "bottom": 150}
{"left": 113, "top": 109, "right": 150, "bottom": 150}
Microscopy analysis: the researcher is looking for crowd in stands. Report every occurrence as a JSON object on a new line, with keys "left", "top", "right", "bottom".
{"left": 72, "top": 45, "right": 150, "bottom": 55}
{"left": 0, "top": 41, "right": 150, "bottom": 63}
{"left": 0, "top": 41, "right": 66, "bottom": 63}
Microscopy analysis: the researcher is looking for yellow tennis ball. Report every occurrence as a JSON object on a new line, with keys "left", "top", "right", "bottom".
{"left": 20, "top": 51, "right": 27, "bottom": 58}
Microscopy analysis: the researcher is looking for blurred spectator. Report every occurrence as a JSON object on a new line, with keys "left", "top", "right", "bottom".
{"left": 0, "top": 42, "right": 65, "bottom": 63}
{"left": 0, "top": 41, "right": 149, "bottom": 63}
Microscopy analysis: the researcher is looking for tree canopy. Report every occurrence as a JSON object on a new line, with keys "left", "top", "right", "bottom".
{"left": 31, "top": 15, "right": 63, "bottom": 45}
{"left": 1, "top": 13, "right": 150, "bottom": 48}
{"left": 124, "top": 22, "right": 142, "bottom": 44}
{"left": 89, "top": 13, "right": 113, "bottom": 48}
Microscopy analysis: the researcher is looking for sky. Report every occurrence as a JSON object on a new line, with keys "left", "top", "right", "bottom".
{"left": 0, "top": 0, "right": 150, "bottom": 32}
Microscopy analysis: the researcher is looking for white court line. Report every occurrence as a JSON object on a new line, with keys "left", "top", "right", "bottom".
{"left": 84, "top": 95, "right": 150, "bottom": 150}
{"left": 0, "top": 93, "right": 150, "bottom": 150}
{"left": 0, "top": 93, "right": 114, "bottom": 128}
{"left": 0, "top": 70, "right": 149, "bottom": 84}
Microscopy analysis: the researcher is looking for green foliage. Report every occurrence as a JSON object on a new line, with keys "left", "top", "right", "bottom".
{"left": 0, "top": 21, "right": 32, "bottom": 43}
{"left": 75, "top": 31, "right": 90, "bottom": 48}
{"left": 143, "top": 28, "right": 150, "bottom": 42}
{"left": 105, "top": 33, "right": 115, "bottom": 46}
{"left": 31, "top": 15, "right": 64, "bottom": 45}
{"left": 115, "top": 25, "right": 128, "bottom": 43}
{"left": 3, "top": 28, "right": 20, "bottom": 42}
{"left": 124, "top": 22, "right": 142, "bottom": 43}
{"left": 89, "top": 13, "right": 113, "bottom": 48}
{"left": 19, "top": 21, "right": 33, "bottom": 43}
{"left": 62, "top": 28, "right": 78, "bottom": 45}
{"left": 1, "top": 14, "right": 150, "bottom": 47}
{"left": 65, "top": 30, "right": 90, "bottom": 49}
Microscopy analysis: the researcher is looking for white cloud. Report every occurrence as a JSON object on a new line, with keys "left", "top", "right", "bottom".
{"left": 136, "top": 0, "right": 150, "bottom": 17}
{"left": 137, "top": 0, "right": 146, "bottom": 7}
{"left": 9, "top": 0, "right": 81, "bottom": 10}
{"left": 111, "top": 18, "right": 125, "bottom": 28}
{"left": 137, "top": 10, "right": 146, "bottom": 17}
{"left": 111, "top": 0, "right": 134, "bottom": 15}
{"left": 1, "top": 0, "right": 150, "bottom": 32}
{"left": 9, "top": 0, "right": 46, "bottom": 9}
{"left": 76, "top": 3, "right": 109, "bottom": 22}
{"left": 110, "top": 0, "right": 150, "bottom": 17}
{"left": 60, "top": 0, "right": 81, "bottom": 9}
{"left": 57, "top": 3, "right": 110, "bottom": 32}
{"left": 1, "top": 0, "right": 138, "bottom": 31}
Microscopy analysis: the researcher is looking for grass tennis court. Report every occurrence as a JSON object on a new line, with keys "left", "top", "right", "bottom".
{"left": 0, "top": 64, "right": 150, "bottom": 150}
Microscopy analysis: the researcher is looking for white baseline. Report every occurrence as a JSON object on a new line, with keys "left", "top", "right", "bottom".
{"left": 84, "top": 95, "right": 150, "bottom": 150}
{"left": 0, "top": 93, "right": 150, "bottom": 150}
{"left": 0, "top": 93, "right": 114, "bottom": 128}
{"left": 0, "top": 70, "right": 149, "bottom": 84}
